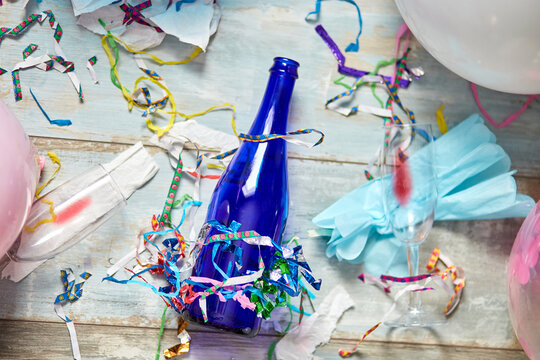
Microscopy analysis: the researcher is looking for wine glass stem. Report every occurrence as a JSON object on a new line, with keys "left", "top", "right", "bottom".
{"left": 407, "top": 244, "right": 421, "bottom": 312}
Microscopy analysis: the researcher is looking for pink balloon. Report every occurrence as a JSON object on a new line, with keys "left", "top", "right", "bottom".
{"left": 0, "top": 100, "right": 40, "bottom": 259}
{"left": 508, "top": 201, "right": 540, "bottom": 359}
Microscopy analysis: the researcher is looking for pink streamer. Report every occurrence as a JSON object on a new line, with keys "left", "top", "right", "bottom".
{"left": 470, "top": 83, "right": 539, "bottom": 129}
{"left": 391, "top": 22, "right": 410, "bottom": 86}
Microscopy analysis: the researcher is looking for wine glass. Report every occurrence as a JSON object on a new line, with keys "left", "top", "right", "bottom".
{"left": 380, "top": 123, "right": 446, "bottom": 327}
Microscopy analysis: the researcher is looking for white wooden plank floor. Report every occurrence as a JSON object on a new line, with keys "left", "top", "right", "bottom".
{"left": 0, "top": 0, "right": 538, "bottom": 359}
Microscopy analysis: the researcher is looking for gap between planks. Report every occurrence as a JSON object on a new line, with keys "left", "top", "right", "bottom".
{"left": 30, "top": 135, "right": 540, "bottom": 201}
{"left": 30, "top": 135, "right": 540, "bottom": 178}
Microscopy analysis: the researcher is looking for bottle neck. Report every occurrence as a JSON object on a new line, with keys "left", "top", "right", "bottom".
{"left": 247, "top": 72, "right": 296, "bottom": 136}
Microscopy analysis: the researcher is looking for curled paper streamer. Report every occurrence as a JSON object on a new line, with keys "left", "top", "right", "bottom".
{"left": 54, "top": 269, "right": 92, "bottom": 360}
{"left": 313, "top": 114, "right": 535, "bottom": 276}
{"left": 340, "top": 249, "right": 464, "bottom": 357}
{"left": 305, "top": 0, "right": 363, "bottom": 52}
{"left": 315, "top": 24, "right": 410, "bottom": 88}
{"left": 2, "top": 11, "right": 84, "bottom": 101}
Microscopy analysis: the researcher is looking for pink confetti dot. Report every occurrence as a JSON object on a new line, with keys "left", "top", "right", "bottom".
{"left": 168, "top": 192, "right": 174, "bottom": 198}
{"left": 165, "top": 206, "right": 171, "bottom": 211}
{"left": 172, "top": 184, "right": 177, "bottom": 190}
{"left": 244, "top": 231, "right": 250, "bottom": 237}
{"left": 174, "top": 176, "right": 180, "bottom": 181}
{"left": 163, "top": 214, "right": 168, "bottom": 219}
{"left": 220, "top": 234, "right": 225, "bottom": 240}
{"left": 228, "top": 233, "right": 233, "bottom": 239}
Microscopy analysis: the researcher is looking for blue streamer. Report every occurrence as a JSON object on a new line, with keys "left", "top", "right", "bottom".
{"left": 29, "top": 88, "right": 72, "bottom": 126}
{"left": 176, "top": 0, "right": 197, "bottom": 11}
{"left": 305, "top": 0, "right": 362, "bottom": 52}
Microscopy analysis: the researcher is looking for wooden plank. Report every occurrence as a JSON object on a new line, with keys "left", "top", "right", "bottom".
{"left": 0, "top": 138, "right": 536, "bottom": 350}
{"left": 0, "top": 320, "right": 528, "bottom": 360}
{"left": 0, "top": 1, "right": 538, "bottom": 175}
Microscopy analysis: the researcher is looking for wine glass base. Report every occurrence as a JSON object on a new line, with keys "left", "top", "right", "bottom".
{"left": 384, "top": 308, "right": 447, "bottom": 328}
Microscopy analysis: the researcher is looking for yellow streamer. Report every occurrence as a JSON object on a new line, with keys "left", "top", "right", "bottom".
{"left": 101, "top": 32, "right": 204, "bottom": 137}
{"left": 35, "top": 152, "right": 61, "bottom": 198}
{"left": 105, "top": 33, "right": 202, "bottom": 66}
{"left": 436, "top": 104, "right": 448, "bottom": 134}
{"left": 160, "top": 103, "right": 238, "bottom": 137}
{"left": 24, "top": 152, "right": 61, "bottom": 232}
{"left": 23, "top": 198, "right": 56, "bottom": 232}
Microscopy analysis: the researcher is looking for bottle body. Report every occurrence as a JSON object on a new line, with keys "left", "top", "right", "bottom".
{"left": 185, "top": 57, "right": 299, "bottom": 335}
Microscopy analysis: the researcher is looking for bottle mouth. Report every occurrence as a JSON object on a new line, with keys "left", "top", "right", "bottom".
{"left": 270, "top": 57, "right": 299, "bottom": 78}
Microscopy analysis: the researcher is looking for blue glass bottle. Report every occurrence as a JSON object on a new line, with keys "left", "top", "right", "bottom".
{"left": 185, "top": 57, "right": 299, "bottom": 336}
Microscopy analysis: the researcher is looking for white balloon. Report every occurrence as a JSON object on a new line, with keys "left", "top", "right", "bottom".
{"left": 395, "top": 0, "right": 540, "bottom": 94}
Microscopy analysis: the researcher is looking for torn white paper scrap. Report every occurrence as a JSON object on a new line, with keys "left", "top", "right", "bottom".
{"left": 275, "top": 285, "right": 355, "bottom": 360}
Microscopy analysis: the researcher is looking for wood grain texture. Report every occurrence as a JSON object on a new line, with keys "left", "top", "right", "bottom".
{"left": 0, "top": 0, "right": 538, "bottom": 358}
{"left": 0, "top": 320, "right": 527, "bottom": 360}
{"left": 0, "top": 0, "right": 538, "bottom": 174}
{"left": 0, "top": 139, "right": 536, "bottom": 352}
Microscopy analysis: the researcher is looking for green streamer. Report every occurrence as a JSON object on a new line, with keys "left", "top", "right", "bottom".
{"left": 98, "top": 18, "right": 127, "bottom": 92}
{"left": 171, "top": 194, "right": 194, "bottom": 209}
{"left": 332, "top": 58, "right": 397, "bottom": 108}
{"left": 333, "top": 75, "right": 352, "bottom": 89}
{"left": 155, "top": 306, "right": 168, "bottom": 360}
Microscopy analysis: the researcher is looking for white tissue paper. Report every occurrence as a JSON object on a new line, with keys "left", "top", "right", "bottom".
{"left": 275, "top": 285, "right": 355, "bottom": 360}
{"left": 1, "top": 142, "right": 158, "bottom": 282}
{"left": 71, "top": 0, "right": 221, "bottom": 51}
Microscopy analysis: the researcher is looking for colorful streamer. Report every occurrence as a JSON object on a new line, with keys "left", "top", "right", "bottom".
{"left": 305, "top": 0, "right": 363, "bottom": 52}
{"left": 54, "top": 269, "right": 92, "bottom": 360}
{"left": 339, "top": 249, "right": 465, "bottom": 357}
{"left": 1, "top": 11, "right": 84, "bottom": 101}
{"left": 315, "top": 24, "right": 410, "bottom": 88}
